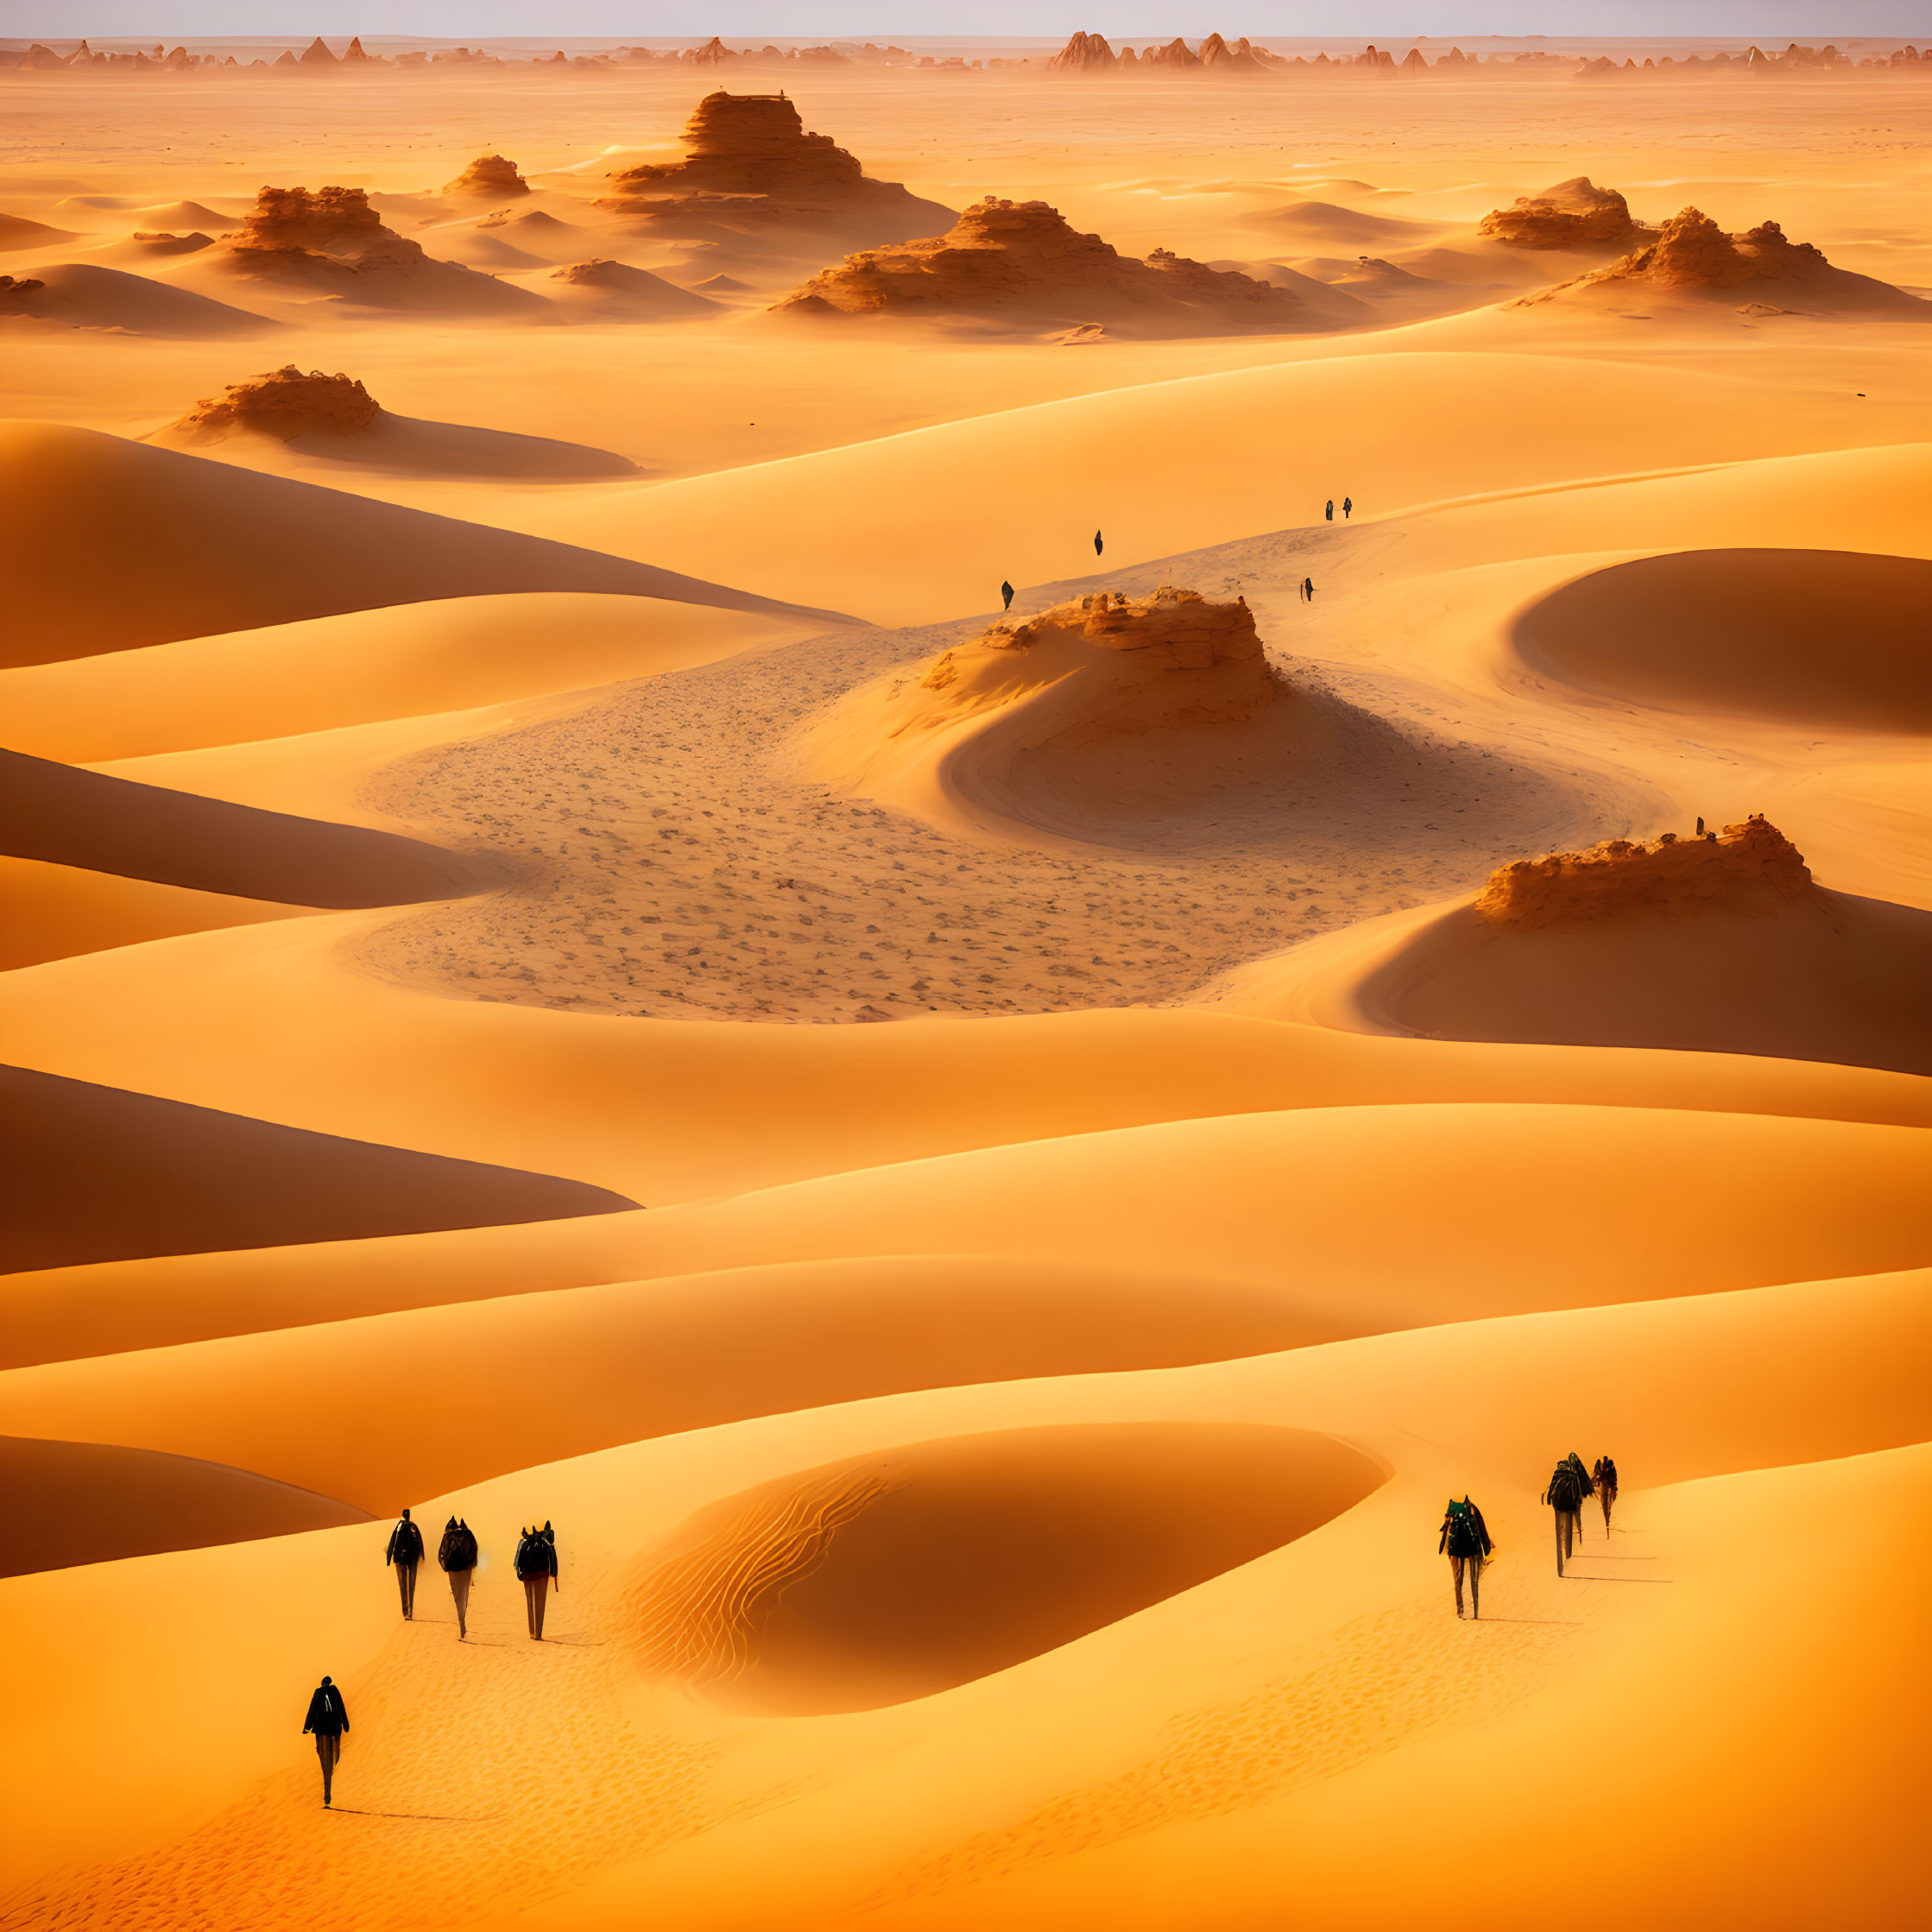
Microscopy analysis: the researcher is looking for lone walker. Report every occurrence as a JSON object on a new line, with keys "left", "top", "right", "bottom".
{"left": 386, "top": 1506, "right": 424, "bottom": 1619}
{"left": 515, "top": 1521, "right": 559, "bottom": 1640}
{"left": 1001, "top": 579, "right": 1013, "bottom": 612}
{"left": 302, "top": 1676, "right": 350, "bottom": 1807}
{"left": 439, "top": 1515, "right": 479, "bottom": 1639}
{"left": 1438, "top": 1494, "right": 1493, "bottom": 1618}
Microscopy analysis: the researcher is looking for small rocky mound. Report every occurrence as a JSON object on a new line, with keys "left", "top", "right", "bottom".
{"left": 1522, "top": 206, "right": 1932, "bottom": 313}
{"left": 1475, "top": 817, "right": 1811, "bottom": 931}
{"left": 230, "top": 183, "right": 389, "bottom": 255}
{"left": 775, "top": 199, "right": 1304, "bottom": 333}
{"left": 170, "top": 366, "right": 381, "bottom": 442}
{"left": 596, "top": 91, "right": 953, "bottom": 244}
{"left": 1479, "top": 177, "right": 1649, "bottom": 250}
{"left": 443, "top": 153, "right": 530, "bottom": 198}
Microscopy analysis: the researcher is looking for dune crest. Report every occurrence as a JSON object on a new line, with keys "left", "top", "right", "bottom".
{"left": 1, "top": 260, "right": 273, "bottom": 337}
{"left": 779, "top": 197, "right": 1308, "bottom": 333}
{"left": 629, "top": 1423, "right": 1384, "bottom": 1714}
{"left": 1477, "top": 815, "right": 1810, "bottom": 930}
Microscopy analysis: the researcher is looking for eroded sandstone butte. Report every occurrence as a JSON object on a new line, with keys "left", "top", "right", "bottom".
{"left": 169, "top": 365, "right": 381, "bottom": 441}
{"left": 1479, "top": 176, "right": 1650, "bottom": 250}
{"left": 776, "top": 198, "right": 1306, "bottom": 334}
{"left": 596, "top": 91, "right": 954, "bottom": 245}
{"left": 1475, "top": 817, "right": 1813, "bottom": 930}
{"left": 443, "top": 153, "right": 530, "bottom": 198}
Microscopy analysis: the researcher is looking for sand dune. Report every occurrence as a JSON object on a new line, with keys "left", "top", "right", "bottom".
{"left": 1, "top": 746, "right": 483, "bottom": 909}
{"left": 1255, "top": 197, "right": 1443, "bottom": 248}
{"left": 1512, "top": 546, "right": 1932, "bottom": 730}
{"left": 1, "top": 1064, "right": 638, "bottom": 1274}
{"left": 0, "top": 211, "right": 79, "bottom": 248}
{"left": 2, "top": 1435, "right": 369, "bottom": 1578}
{"left": 0, "top": 1256, "right": 1328, "bottom": 1506}
{"left": 0, "top": 422, "right": 856, "bottom": 662}
{"left": 527, "top": 257, "right": 722, "bottom": 318}
{"left": 631, "top": 1424, "right": 1385, "bottom": 1714}
{"left": 2, "top": 260, "right": 275, "bottom": 335}
{"left": 0, "top": 591, "right": 803, "bottom": 763}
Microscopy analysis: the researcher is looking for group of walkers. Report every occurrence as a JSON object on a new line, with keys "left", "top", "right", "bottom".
{"left": 303, "top": 1511, "right": 565, "bottom": 1806}
{"left": 1324, "top": 496, "right": 1354, "bottom": 522}
{"left": 1437, "top": 1452, "right": 1619, "bottom": 1618}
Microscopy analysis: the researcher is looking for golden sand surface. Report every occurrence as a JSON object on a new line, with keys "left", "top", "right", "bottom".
{"left": 0, "top": 55, "right": 1927, "bottom": 1931}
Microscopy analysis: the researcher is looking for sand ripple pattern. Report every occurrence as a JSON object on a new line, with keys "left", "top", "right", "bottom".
{"left": 861, "top": 1594, "right": 1576, "bottom": 1909}
{"left": 0, "top": 1550, "right": 785, "bottom": 1932}
{"left": 356, "top": 534, "right": 1622, "bottom": 1023}
{"left": 631, "top": 1463, "right": 902, "bottom": 1687}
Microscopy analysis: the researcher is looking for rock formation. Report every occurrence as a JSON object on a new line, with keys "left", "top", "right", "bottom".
{"left": 776, "top": 199, "right": 1308, "bottom": 335}
{"left": 1049, "top": 31, "right": 1119, "bottom": 72}
{"left": 1523, "top": 205, "right": 1932, "bottom": 313}
{"left": 443, "top": 154, "right": 531, "bottom": 198}
{"left": 596, "top": 92, "right": 954, "bottom": 247}
{"left": 1479, "top": 177, "right": 1649, "bottom": 250}
{"left": 167, "top": 366, "right": 382, "bottom": 443}
{"left": 1474, "top": 817, "right": 1813, "bottom": 931}
{"left": 210, "top": 184, "right": 546, "bottom": 315}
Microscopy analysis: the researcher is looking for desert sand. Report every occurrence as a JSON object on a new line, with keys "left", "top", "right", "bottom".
{"left": 0, "top": 36, "right": 1927, "bottom": 1932}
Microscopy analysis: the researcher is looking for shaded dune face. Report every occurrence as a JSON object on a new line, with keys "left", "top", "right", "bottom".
{"left": 0, "top": 1434, "right": 369, "bottom": 1577}
{"left": 1, "top": 261, "right": 274, "bottom": 338}
{"left": 0, "top": 1065, "right": 641, "bottom": 1273}
{"left": 1512, "top": 549, "right": 1932, "bottom": 732}
{"left": 0, "top": 748, "right": 484, "bottom": 908}
{"left": 629, "top": 1424, "right": 1386, "bottom": 1714}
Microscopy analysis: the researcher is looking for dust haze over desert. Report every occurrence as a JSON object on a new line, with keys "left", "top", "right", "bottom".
{"left": 0, "top": 7, "right": 1928, "bottom": 1928}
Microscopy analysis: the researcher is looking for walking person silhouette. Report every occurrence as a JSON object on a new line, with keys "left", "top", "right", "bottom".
{"left": 1592, "top": 1455, "right": 1619, "bottom": 1532}
{"left": 1324, "top": 498, "right": 1334, "bottom": 522}
{"left": 301, "top": 1676, "right": 350, "bottom": 1807}
{"left": 1093, "top": 530, "right": 1103, "bottom": 556}
{"left": 1438, "top": 1495, "right": 1493, "bottom": 1618}
{"left": 515, "top": 1521, "right": 559, "bottom": 1639}
{"left": 1342, "top": 496, "right": 1353, "bottom": 520}
{"left": 1001, "top": 580, "right": 1013, "bottom": 611}
{"left": 386, "top": 1506, "right": 424, "bottom": 1619}
{"left": 1304, "top": 576, "right": 1316, "bottom": 600}
{"left": 439, "top": 1515, "right": 479, "bottom": 1639}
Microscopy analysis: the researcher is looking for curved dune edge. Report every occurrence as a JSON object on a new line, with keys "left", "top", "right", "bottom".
{"left": 628, "top": 1424, "right": 1387, "bottom": 1714}
{"left": 0, "top": 1064, "right": 640, "bottom": 1276}
{"left": 4, "top": 1102, "right": 1923, "bottom": 1366}
{"left": 0, "top": 748, "right": 484, "bottom": 910}
{"left": 1511, "top": 547, "right": 1932, "bottom": 732}
{"left": 0, "top": 1255, "right": 1339, "bottom": 1507}
{"left": 0, "top": 421, "right": 861, "bottom": 666}
{"left": 0, "top": 592, "right": 806, "bottom": 765}
{"left": 3, "top": 1270, "right": 1923, "bottom": 1916}
{"left": 0, "top": 1434, "right": 370, "bottom": 1578}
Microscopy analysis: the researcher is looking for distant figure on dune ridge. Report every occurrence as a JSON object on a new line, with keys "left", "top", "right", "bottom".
{"left": 515, "top": 1521, "right": 559, "bottom": 1639}
{"left": 1303, "top": 576, "right": 1316, "bottom": 601}
{"left": 1324, "top": 498, "right": 1334, "bottom": 522}
{"left": 1342, "top": 496, "right": 1353, "bottom": 519}
{"left": 1593, "top": 1455, "right": 1619, "bottom": 1531}
{"left": 1001, "top": 579, "right": 1014, "bottom": 611}
{"left": 386, "top": 1506, "right": 424, "bottom": 1619}
{"left": 439, "top": 1515, "right": 479, "bottom": 1638}
{"left": 301, "top": 1675, "right": 350, "bottom": 1806}
{"left": 1542, "top": 1453, "right": 1593, "bottom": 1574}
{"left": 1094, "top": 529, "right": 1104, "bottom": 556}
{"left": 1438, "top": 1494, "right": 1493, "bottom": 1618}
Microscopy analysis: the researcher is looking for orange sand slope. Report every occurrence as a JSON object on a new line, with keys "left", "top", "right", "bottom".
{"left": 0, "top": 60, "right": 1926, "bottom": 1932}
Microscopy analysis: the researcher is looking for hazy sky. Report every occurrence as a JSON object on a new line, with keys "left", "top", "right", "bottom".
{"left": 11, "top": 3, "right": 1920, "bottom": 39}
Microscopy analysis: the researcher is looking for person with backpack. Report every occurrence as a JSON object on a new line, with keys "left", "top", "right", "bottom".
{"left": 439, "top": 1515, "right": 479, "bottom": 1639}
{"left": 515, "top": 1521, "right": 559, "bottom": 1639}
{"left": 1342, "top": 496, "right": 1353, "bottom": 520}
{"left": 1592, "top": 1455, "right": 1619, "bottom": 1532}
{"left": 386, "top": 1506, "right": 424, "bottom": 1619}
{"left": 1543, "top": 1453, "right": 1592, "bottom": 1574}
{"left": 301, "top": 1676, "right": 350, "bottom": 1807}
{"left": 1438, "top": 1495, "right": 1493, "bottom": 1618}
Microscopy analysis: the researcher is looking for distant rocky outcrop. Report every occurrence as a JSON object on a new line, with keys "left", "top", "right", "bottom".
{"left": 1479, "top": 177, "right": 1649, "bottom": 250}
{"left": 596, "top": 92, "right": 955, "bottom": 247}
{"left": 1475, "top": 817, "right": 1812, "bottom": 931}
{"left": 1049, "top": 30, "right": 1120, "bottom": 72}
{"left": 1521, "top": 205, "right": 1932, "bottom": 313}
{"left": 169, "top": 365, "right": 381, "bottom": 442}
{"left": 1045, "top": 31, "right": 1282, "bottom": 72}
{"left": 775, "top": 198, "right": 1308, "bottom": 335}
{"left": 211, "top": 184, "right": 546, "bottom": 315}
{"left": 443, "top": 153, "right": 531, "bottom": 198}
